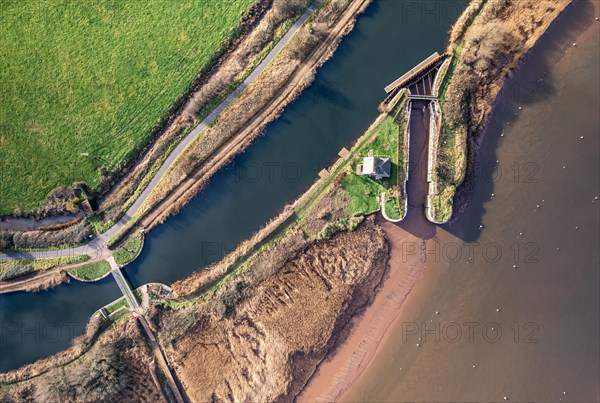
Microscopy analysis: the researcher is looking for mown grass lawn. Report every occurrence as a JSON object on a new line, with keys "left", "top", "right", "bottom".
{"left": 68, "top": 260, "right": 111, "bottom": 281}
{"left": 341, "top": 93, "right": 408, "bottom": 218}
{"left": 0, "top": 0, "right": 255, "bottom": 215}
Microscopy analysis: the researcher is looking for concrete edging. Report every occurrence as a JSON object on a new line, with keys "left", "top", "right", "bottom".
{"left": 425, "top": 100, "right": 452, "bottom": 224}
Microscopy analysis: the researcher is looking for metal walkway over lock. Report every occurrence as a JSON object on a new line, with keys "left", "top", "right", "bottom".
{"left": 383, "top": 52, "right": 449, "bottom": 104}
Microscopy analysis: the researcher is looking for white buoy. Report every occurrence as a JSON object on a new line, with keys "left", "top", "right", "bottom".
{"left": 563, "top": 391, "right": 567, "bottom": 395}
{"left": 563, "top": 165, "right": 566, "bottom": 169}
{"left": 518, "top": 106, "right": 522, "bottom": 110}
{"left": 573, "top": 42, "right": 577, "bottom": 46}
{"left": 580, "top": 135, "right": 584, "bottom": 139}
{"left": 576, "top": 226, "right": 579, "bottom": 230}
{"left": 519, "top": 232, "right": 523, "bottom": 236}
{"left": 496, "top": 308, "right": 501, "bottom": 312}
{"left": 513, "top": 264, "right": 517, "bottom": 268}
{"left": 492, "top": 193, "right": 495, "bottom": 197}
{"left": 473, "top": 365, "right": 476, "bottom": 368}
{"left": 556, "top": 248, "right": 560, "bottom": 251}
{"left": 416, "top": 343, "right": 421, "bottom": 347}
{"left": 536, "top": 204, "right": 540, "bottom": 208}
{"left": 435, "top": 311, "right": 440, "bottom": 315}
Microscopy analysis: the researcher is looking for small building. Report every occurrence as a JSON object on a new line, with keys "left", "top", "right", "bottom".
{"left": 361, "top": 156, "right": 391, "bottom": 180}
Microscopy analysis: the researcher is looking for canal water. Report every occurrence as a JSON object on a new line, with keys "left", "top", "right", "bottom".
{"left": 0, "top": 0, "right": 469, "bottom": 373}
{"left": 341, "top": 1, "right": 600, "bottom": 401}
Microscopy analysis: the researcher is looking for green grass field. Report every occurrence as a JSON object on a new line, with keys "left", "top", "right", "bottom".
{"left": 0, "top": 0, "right": 255, "bottom": 215}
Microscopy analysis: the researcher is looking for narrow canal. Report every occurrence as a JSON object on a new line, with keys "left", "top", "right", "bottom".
{"left": 0, "top": 0, "right": 468, "bottom": 373}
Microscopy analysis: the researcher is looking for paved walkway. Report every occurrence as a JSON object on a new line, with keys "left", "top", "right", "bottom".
{"left": 0, "top": 0, "right": 322, "bottom": 262}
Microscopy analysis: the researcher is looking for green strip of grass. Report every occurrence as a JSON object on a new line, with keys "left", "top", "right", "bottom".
{"left": 113, "top": 234, "right": 144, "bottom": 266}
{"left": 0, "top": 255, "right": 89, "bottom": 281}
{"left": 105, "top": 298, "right": 128, "bottom": 315}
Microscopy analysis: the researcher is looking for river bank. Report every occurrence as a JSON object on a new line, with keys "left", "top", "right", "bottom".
{"left": 429, "top": 0, "right": 572, "bottom": 222}
{"left": 297, "top": 217, "right": 431, "bottom": 401}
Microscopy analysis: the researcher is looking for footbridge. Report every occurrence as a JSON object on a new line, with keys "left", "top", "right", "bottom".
{"left": 108, "top": 256, "right": 141, "bottom": 313}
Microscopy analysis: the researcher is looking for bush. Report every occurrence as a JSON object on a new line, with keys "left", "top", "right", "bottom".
{"left": 77, "top": 344, "right": 130, "bottom": 401}
{"left": 34, "top": 368, "right": 76, "bottom": 402}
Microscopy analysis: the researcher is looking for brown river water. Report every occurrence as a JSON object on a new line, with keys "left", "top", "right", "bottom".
{"left": 306, "top": 2, "right": 599, "bottom": 402}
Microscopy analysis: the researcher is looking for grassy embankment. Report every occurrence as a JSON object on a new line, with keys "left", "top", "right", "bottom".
{"left": 68, "top": 261, "right": 111, "bottom": 281}
{"left": 0, "top": 255, "right": 89, "bottom": 281}
{"left": 0, "top": 0, "right": 256, "bottom": 215}
{"left": 112, "top": 234, "right": 144, "bottom": 266}
{"left": 341, "top": 94, "right": 409, "bottom": 221}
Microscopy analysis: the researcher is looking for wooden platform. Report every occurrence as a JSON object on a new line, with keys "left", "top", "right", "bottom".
{"left": 338, "top": 147, "right": 351, "bottom": 160}
{"left": 318, "top": 169, "right": 330, "bottom": 179}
